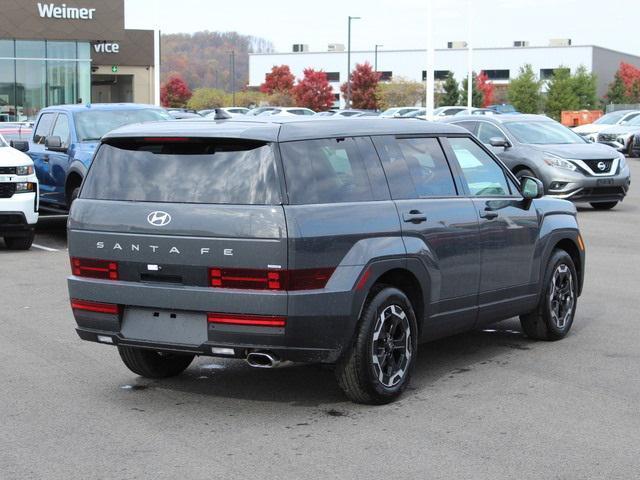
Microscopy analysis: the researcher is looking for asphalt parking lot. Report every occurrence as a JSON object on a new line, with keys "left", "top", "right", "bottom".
{"left": 2, "top": 162, "right": 640, "bottom": 480}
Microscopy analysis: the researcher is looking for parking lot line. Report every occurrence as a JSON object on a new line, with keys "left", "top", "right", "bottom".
{"left": 32, "top": 243, "right": 59, "bottom": 252}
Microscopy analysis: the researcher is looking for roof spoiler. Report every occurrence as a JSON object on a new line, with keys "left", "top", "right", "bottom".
{"left": 213, "top": 108, "right": 233, "bottom": 120}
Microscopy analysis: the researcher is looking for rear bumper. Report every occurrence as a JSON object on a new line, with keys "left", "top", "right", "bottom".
{"left": 68, "top": 275, "right": 363, "bottom": 364}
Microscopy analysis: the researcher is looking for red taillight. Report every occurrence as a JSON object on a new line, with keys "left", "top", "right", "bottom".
{"left": 207, "top": 313, "right": 286, "bottom": 328}
{"left": 71, "top": 258, "right": 119, "bottom": 280}
{"left": 70, "top": 299, "right": 120, "bottom": 315}
{"left": 208, "top": 267, "right": 334, "bottom": 291}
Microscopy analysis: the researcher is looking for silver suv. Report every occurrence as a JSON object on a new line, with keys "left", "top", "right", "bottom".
{"left": 446, "top": 114, "right": 631, "bottom": 210}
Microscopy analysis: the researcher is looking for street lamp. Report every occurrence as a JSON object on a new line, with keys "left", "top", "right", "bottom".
{"left": 230, "top": 50, "right": 236, "bottom": 106}
{"left": 346, "top": 15, "right": 361, "bottom": 108}
{"left": 374, "top": 44, "right": 383, "bottom": 72}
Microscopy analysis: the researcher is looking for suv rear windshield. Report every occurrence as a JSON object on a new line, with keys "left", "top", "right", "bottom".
{"left": 81, "top": 139, "right": 280, "bottom": 205}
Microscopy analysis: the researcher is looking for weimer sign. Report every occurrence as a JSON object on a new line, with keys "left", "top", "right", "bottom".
{"left": 37, "top": 3, "right": 96, "bottom": 20}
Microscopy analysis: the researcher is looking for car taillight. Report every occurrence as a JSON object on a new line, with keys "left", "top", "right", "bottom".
{"left": 207, "top": 313, "right": 286, "bottom": 328}
{"left": 70, "top": 299, "right": 120, "bottom": 315}
{"left": 208, "top": 267, "right": 334, "bottom": 291}
{"left": 71, "top": 258, "right": 119, "bottom": 280}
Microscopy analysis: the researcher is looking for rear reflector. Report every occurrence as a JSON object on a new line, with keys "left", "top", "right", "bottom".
{"left": 71, "top": 258, "right": 119, "bottom": 280}
{"left": 209, "top": 267, "right": 334, "bottom": 291}
{"left": 207, "top": 313, "right": 286, "bottom": 328}
{"left": 71, "top": 299, "right": 120, "bottom": 315}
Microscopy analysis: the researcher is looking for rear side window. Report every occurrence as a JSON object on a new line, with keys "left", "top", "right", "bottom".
{"left": 373, "top": 136, "right": 457, "bottom": 199}
{"left": 279, "top": 137, "right": 377, "bottom": 204}
{"left": 82, "top": 139, "right": 280, "bottom": 205}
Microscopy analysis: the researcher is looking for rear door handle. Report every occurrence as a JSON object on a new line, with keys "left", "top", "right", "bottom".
{"left": 479, "top": 210, "right": 499, "bottom": 220}
{"left": 403, "top": 210, "right": 427, "bottom": 224}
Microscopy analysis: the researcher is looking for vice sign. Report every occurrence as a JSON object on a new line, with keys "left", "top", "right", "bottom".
{"left": 37, "top": 3, "right": 96, "bottom": 20}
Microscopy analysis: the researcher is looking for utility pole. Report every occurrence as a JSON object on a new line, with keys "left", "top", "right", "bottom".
{"left": 374, "top": 44, "right": 383, "bottom": 72}
{"left": 466, "top": 0, "right": 473, "bottom": 112}
{"left": 425, "top": 0, "right": 434, "bottom": 120}
{"left": 230, "top": 51, "right": 236, "bottom": 106}
{"left": 346, "top": 16, "right": 361, "bottom": 108}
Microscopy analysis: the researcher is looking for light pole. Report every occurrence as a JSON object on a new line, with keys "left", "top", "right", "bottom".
{"left": 374, "top": 44, "right": 383, "bottom": 72}
{"left": 466, "top": 0, "right": 473, "bottom": 112}
{"left": 425, "top": 0, "right": 434, "bottom": 120}
{"left": 230, "top": 50, "right": 236, "bottom": 106}
{"left": 346, "top": 15, "right": 361, "bottom": 108}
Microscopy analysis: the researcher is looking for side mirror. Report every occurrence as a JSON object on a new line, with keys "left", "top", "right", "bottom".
{"left": 45, "top": 136, "right": 67, "bottom": 153}
{"left": 521, "top": 176, "right": 544, "bottom": 200}
{"left": 489, "top": 136, "right": 511, "bottom": 148}
{"left": 10, "top": 140, "right": 29, "bottom": 153}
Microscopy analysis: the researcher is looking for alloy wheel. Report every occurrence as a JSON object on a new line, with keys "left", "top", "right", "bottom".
{"left": 371, "top": 304, "right": 412, "bottom": 388}
{"left": 549, "top": 264, "right": 575, "bottom": 329}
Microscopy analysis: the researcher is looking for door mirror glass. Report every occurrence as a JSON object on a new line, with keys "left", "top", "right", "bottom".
{"left": 489, "top": 136, "right": 510, "bottom": 148}
{"left": 45, "top": 135, "right": 66, "bottom": 152}
{"left": 521, "top": 176, "right": 544, "bottom": 199}
{"left": 10, "top": 140, "right": 29, "bottom": 153}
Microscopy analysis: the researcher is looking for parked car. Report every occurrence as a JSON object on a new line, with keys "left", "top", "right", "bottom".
{"left": 379, "top": 107, "right": 420, "bottom": 118}
{"left": 0, "top": 135, "right": 38, "bottom": 249}
{"left": 259, "top": 107, "right": 316, "bottom": 116}
{"left": 203, "top": 107, "right": 250, "bottom": 117}
{"left": 433, "top": 106, "right": 470, "bottom": 117}
{"left": 167, "top": 110, "right": 202, "bottom": 120}
{"left": 68, "top": 116, "right": 584, "bottom": 404}
{"left": 315, "top": 109, "right": 377, "bottom": 117}
{"left": 573, "top": 110, "right": 640, "bottom": 143}
{"left": 453, "top": 108, "right": 499, "bottom": 116}
{"left": 25, "top": 104, "right": 170, "bottom": 211}
{"left": 487, "top": 104, "right": 519, "bottom": 114}
{"left": 445, "top": 114, "right": 630, "bottom": 210}
{"left": 246, "top": 107, "right": 278, "bottom": 116}
{"left": 596, "top": 114, "right": 640, "bottom": 155}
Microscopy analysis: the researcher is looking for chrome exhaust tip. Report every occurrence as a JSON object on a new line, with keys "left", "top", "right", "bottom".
{"left": 246, "top": 351, "right": 280, "bottom": 369}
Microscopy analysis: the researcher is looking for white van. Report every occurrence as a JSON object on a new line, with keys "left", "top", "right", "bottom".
{"left": 0, "top": 135, "right": 38, "bottom": 249}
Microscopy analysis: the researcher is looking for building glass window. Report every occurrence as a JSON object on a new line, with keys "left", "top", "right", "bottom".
{"left": 422, "top": 70, "right": 451, "bottom": 81}
{"left": 484, "top": 70, "right": 510, "bottom": 81}
{"left": 16, "top": 58, "right": 46, "bottom": 120}
{"left": 16, "top": 40, "right": 45, "bottom": 58}
{"left": 379, "top": 71, "right": 393, "bottom": 81}
{"left": 47, "top": 41, "right": 77, "bottom": 59}
{"left": 326, "top": 72, "right": 340, "bottom": 82}
{"left": 540, "top": 68, "right": 570, "bottom": 81}
{"left": 0, "top": 39, "right": 14, "bottom": 57}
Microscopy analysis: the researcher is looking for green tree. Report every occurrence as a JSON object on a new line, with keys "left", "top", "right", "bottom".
{"left": 545, "top": 67, "right": 579, "bottom": 120}
{"left": 233, "top": 90, "right": 268, "bottom": 108}
{"left": 440, "top": 72, "right": 459, "bottom": 106}
{"left": 375, "top": 78, "right": 424, "bottom": 110}
{"left": 571, "top": 65, "right": 598, "bottom": 110}
{"left": 605, "top": 71, "right": 629, "bottom": 105}
{"left": 187, "top": 88, "right": 230, "bottom": 110}
{"left": 508, "top": 64, "right": 542, "bottom": 113}
{"left": 460, "top": 73, "right": 484, "bottom": 108}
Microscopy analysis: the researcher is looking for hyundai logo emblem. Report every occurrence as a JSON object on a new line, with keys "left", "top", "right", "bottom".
{"left": 147, "top": 211, "right": 172, "bottom": 227}
{"left": 597, "top": 161, "right": 607, "bottom": 171}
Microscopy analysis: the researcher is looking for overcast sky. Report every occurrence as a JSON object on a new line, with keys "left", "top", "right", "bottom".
{"left": 125, "top": 0, "right": 639, "bottom": 55}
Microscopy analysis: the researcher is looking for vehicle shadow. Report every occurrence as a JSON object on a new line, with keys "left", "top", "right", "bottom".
{"left": 129, "top": 318, "right": 536, "bottom": 408}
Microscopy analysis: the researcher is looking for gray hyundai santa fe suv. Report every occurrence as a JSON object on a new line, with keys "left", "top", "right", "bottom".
{"left": 446, "top": 114, "right": 631, "bottom": 210}
{"left": 67, "top": 117, "right": 585, "bottom": 404}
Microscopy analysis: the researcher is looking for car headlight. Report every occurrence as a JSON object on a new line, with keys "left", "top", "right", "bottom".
{"left": 618, "top": 153, "right": 628, "bottom": 170}
{"left": 15, "top": 182, "right": 36, "bottom": 193}
{"left": 15, "top": 165, "right": 34, "bottom": 176}
{"left": 543, "top": 153, "right": 577, "bottom": 171}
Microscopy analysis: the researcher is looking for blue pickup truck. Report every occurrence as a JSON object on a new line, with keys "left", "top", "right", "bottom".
{"left": 27, "top": 104, "right": 170, "bottom": 211}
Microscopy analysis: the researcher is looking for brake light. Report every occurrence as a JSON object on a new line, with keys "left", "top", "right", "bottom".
{"left": 71, "top": 258, "right": 119, "bottom": 280}
{"left": 207, "top": 313, "right": 286, "bottom": 328}
{"left": 70, "top": 299, "right": 120, "bottom": 315}
{"left": 208, "top": 267, "right": 334, "bottom": 291}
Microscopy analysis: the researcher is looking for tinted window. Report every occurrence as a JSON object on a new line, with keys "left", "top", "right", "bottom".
{"left": 373, "top": 136, "right": 457, "bottom": 199}
{"left": 51, "top": 114, "right": 70, "bottom": 146}
{"left": 82, "top": 140, "right": 279, "bottom": 205}
{"left": 280, "top": 137, "right": 375, "bottom": 204}
{"left": 448, "top": 137, "right": 510, "bottom": 197}
{"left": 33, "top": 112, "right": 56, "bottom": 144}
{"left": 477, "top": 122, "right": 505, "bottom": 144}
{"left": 452, "top": 121, "right": 477, "bottom": 134}
{"left": 73, "top": 109, "right": 169, "bottom": 142}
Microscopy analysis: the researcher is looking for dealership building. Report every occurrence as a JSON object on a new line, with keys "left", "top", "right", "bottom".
{"left": 249, "top": 41, "right": 640, "bottom": 108}
{"left": 0, "top": 0, "right": 155, "bottom": 121}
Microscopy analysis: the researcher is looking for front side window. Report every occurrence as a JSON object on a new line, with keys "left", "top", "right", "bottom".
{"left": 33, "top": 112, "right": 56, "bottom": 144}
{"left": 82, "top": 140, "right": 280, "bottom": 205}
{"left": 448, "top": 137, "right": 510, "bottom": 197}
{"left": 373, "top": 136, "right": 457, "bottom": 199}
{"left": 279, "top": 137, "right": 376, "bottom": 204}
{"left": 51, "top": 114, "right": 70, "bottom": 146}
{"left": 477, "top": 122, "right": 506, "bottom": 144}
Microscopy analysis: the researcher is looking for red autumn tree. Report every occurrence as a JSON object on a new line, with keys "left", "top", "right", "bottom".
{"left": 292, "top": 68, "right": 335, "bottom": 111}
{"left": 618, "top": 62, "right": 640, "bottom": 98}
{"left": 476, "top": 71, "right": 494, "bottom": 107}
{"left": 160, "top": 73, "right": 192, "bottom": 108}
{"left": 341, "top": 62, "right": 381, "bottom": 110}
{"left": 260, "top": 65, "right": 295, "bottom": 94}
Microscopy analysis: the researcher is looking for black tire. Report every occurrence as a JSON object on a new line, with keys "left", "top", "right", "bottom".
{"left": 520, "top": 249, "right": 578, "bottom": 341}
{"left": 118, "top": 346, "right": 194, "bottom": 378}
{"left": 335, "top": 285, "right": 418, "bottom": 404}
{"left": 590, "top": 201, "right": 618, "bottom": 210}
{"left": 4, "top": 230, "right": 35, "bottom": 250}
{"left": 68, "top": 186, "right": 81, "bottom": 209}
{"left": 515, "top": 168, "right": 536, "bottom": 181}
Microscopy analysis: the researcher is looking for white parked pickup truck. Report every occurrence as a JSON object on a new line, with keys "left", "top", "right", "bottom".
{"left": 0, "top": 135, "right": 38, "bottom": 250}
